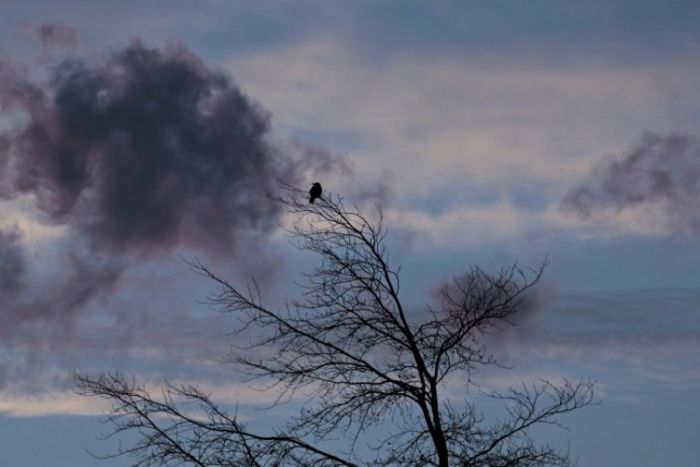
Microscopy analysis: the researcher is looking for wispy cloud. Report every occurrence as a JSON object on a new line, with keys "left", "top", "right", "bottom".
{"left": 562, "top": 132, "right": 700, "bottom": 238}
{"left": 228, "top": 40, "right": 700, "bottom": 196}
{"left": 35, "top": 22, "right": 77, "bottom": 50}
{"left": 0, "top": 390, "right": 109, "bottom": 417}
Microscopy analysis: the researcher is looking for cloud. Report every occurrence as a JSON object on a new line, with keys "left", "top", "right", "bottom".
{"left": 36, "top": 23, "right": 77, "bottom": 50}
{"left": 0, "top": 40, "right": 303, "bottom": 254}
{"left": 0, "top": 36, "right": 346, "bottom": 391}
{"left": 229, "top": 39, "right": 700, "bottom": 199}
{"left": 385, "top": 202, "right": 526, "bottom": 247}
{"left": 0, "top": 389, "right": 109, "bottom": 417}
{"left": 427, "top": 264, "right": 555, "bottom": 355}
{"left": 0, "top": 374, "right": 309, "bottom": 417}
{"left": 0, "top": 240, "right": 121, "bottom": 349}
{"left": 0, "top": 227, "right": 25, "bottom": 295}
{"left": 562, "top": 132, "right": 700, "bottom": 236}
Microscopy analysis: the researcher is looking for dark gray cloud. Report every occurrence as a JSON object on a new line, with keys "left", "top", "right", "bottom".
{"left": 0, "top": 40, "right": 298, "bottom": 254}
{"left": 0, "top": 37, "right": 343, "bottom": 380}
{"left": 36, "top": 23, "right": 77, "bottom": 50}
{"left": 562, "top": 132, "right": 700, "bottom": 235}
{"left": 0, "top": 242, "right": 121, "bottom": 347}
{"left": 0, "top": 228, "right": 25, "bottom": 295}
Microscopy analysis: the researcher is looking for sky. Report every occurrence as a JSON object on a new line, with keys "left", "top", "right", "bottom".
{"left": 0, "top": 1, "right": 699, "bottom": 465}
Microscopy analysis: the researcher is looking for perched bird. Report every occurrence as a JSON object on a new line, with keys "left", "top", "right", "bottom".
{"left": 309, "top": 182, "right": 322, "bottom": 204}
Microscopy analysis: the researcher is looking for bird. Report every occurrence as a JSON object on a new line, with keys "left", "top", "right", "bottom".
{"left": 309, "top": 182, "right": 322, "bottom": 204}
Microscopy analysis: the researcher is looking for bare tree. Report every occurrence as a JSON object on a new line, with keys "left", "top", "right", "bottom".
{"left": 76, "top": 185, "right": 595, "bottom": 467}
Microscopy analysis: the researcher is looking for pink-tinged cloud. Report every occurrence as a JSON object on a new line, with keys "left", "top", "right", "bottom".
{"left": 36, "top": 23, "right": 77, "bottom": 50}
{"left": 0, "top": 41, "right": 296, "bottom": 254}
{"left": 0, "top": 33, "right": 343, "bottom": 383}
{"left": 562, "top": 132, "right": 700, "bottom": 236}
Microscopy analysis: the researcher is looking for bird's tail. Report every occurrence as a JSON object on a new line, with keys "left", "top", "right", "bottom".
{"left": 309, "top": 196, "right": 315, "bottom": 204}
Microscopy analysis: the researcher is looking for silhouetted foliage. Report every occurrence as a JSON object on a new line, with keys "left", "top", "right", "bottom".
{"left": 76, "top": 185, "right": 595, "bottom": 466}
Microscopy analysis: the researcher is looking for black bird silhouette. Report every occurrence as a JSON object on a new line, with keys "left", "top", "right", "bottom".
{"left": 309, "top": 182, "right": 322, "bottom": 204}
